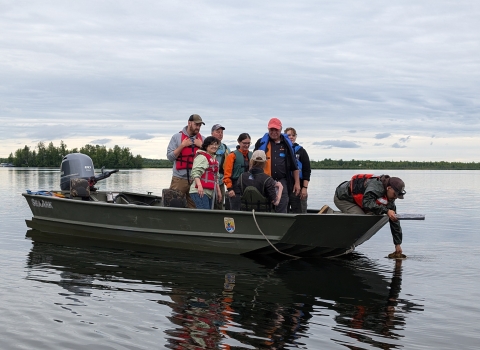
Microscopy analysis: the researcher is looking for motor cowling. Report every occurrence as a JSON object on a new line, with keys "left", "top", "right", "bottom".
{"left": 60, "top": 153, "right": 95, "bottom": 191}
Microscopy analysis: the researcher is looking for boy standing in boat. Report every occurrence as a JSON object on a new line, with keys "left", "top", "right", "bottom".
{"left": 284, "top": 127, "right": 311, "bottom": 213}
{"left": 253, "top": 118, "right": 300, "bottom": 213}
{"left": 166, "top": 114, "right": 205, "bottom": 208}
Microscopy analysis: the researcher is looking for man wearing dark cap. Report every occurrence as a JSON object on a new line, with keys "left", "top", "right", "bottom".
{"left": 166, "top": 114, "right": 205, "bottom": 208}
{"left": 254, "top": 117, "right": 300, "bottom": 213}
{"left": 211, "top": 124, "right": 231, "bottom": 210}
{"left": 330, "top": 174, "right": 407, "bottom": 255}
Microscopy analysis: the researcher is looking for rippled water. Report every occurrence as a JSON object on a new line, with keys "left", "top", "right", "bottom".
{"left": 1, "top": 168, "right": 480, "bottom": 349}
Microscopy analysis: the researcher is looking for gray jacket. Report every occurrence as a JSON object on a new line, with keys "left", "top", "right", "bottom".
{"left": 336, "top": 178, "right": 403, "bottom": 245}
{"left": 166, "top": 126, "right": 205, "bottom": 179}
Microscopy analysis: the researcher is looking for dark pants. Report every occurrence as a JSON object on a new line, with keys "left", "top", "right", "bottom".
{"left": 228, "top": 179, "right": 241, "bottom": 211}
{"left": 288, "top": 192, "right": 307, "bottom": 213}
{"left": 274, "top": 178, "right": 289, "bottom": 213}
{"left": 214, "top": 183, "right": 228, "bottom": 210}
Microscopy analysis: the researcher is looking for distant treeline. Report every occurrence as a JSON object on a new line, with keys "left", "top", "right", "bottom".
{"left": 310, "top": 158, "right": 480, "bottom": 170}
{"left": 2, "top": 143, "right": 479, "bottom": 170}
{"left": 142, "top": 158, "right": 480, "bottom": 170}
{"left": 2, "top": 141, "right": 143, "bottom": 168}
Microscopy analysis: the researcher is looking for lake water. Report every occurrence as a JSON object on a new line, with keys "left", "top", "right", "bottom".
{"left": 1, "top": 168, "right": 480, "bottom": 349}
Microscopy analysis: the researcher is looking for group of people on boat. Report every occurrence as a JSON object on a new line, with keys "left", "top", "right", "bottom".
{"left": 166, "top": 114, "right": 407, "bottom": 255}
{"left": 166, "top": 114, "right": 309, "bottom": 214}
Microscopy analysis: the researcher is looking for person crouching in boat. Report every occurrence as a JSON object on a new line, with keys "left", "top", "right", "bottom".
{"left": 333, "top": 175, "right": 406, "bottom": 255}
{"left": 189, "top": 136, "right": 223, "bottom": 210}
{"left": 234, "top": 150, "right": 282, "bottom": 212}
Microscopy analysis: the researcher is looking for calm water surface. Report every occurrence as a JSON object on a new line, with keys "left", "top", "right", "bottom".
{"left": 1, "top": 168, "right": 480, "bottom": 349}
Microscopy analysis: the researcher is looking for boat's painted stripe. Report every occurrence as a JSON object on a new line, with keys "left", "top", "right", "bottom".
{"left": 33, "top": 216, "right": 283, "bottom": 240}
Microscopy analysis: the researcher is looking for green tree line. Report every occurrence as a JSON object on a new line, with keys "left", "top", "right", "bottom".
{"left": 2, "top": 141, "right": 143, "bottom": 168}
{"left": 2, "top": 144, "right": 479, "bottom": 170}
{"left": 310, "top": 158, "right": 480, "bottom": 170}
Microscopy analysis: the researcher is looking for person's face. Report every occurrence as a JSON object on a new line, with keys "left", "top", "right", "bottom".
{"left": 211, "top": 128, "right": 224, "bottom": 141}
{"left": 285, "top": 130, "right": 297, "bottom": 143}
{"left": 207, "top": 142, "right": 219, "bottom": 155}
{"left": 386, "top": 186, "right": 398, "bottom": 200}
{"left": 268, "top": 128, "right": 281, "bottom": 141}
{"left": 238, "top": 138, "right": 251, "bottom": 151}
{"left": 187, "top": 121, "right": 202, "bottom": 135}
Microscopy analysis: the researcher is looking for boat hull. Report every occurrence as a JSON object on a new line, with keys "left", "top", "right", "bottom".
{"left": 23, "top": 192, "right": 389, "bottom": 257}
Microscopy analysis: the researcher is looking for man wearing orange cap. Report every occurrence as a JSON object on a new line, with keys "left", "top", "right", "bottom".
{"left": 254, "top": 118, "right": 300, "bottom": 213}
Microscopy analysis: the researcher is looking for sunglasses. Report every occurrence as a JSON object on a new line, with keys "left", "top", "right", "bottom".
{"left": 391, "top": 185, "right": 406, "bottom": 196}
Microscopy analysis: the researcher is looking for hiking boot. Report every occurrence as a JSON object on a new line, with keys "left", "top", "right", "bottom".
{"left": 318, "top": 205, "right": 331, "bottom": 214}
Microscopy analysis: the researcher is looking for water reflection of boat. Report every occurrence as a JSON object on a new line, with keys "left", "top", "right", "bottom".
{"left": 25, "top": 230, "right": 423, "bottom": 349}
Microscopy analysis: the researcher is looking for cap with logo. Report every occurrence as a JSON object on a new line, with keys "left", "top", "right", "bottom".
{"left": 188, "top": 114, "right": 205, "bottom": 125}
{"left": 211, "top": 124, "right": 225, "bottom": 132}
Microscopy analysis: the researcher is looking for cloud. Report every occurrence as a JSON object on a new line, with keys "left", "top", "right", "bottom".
{"left": 375, "top": 133, "right": 391, "bottom": 139}
{"left": 392, "top": 143, "right": 406, "bottom": 148}
{"left": 399, "top": 136, "right": 411, "bottom": 143}
{"left": 129, "top": 133, "right": 155, "bottom": 140}
{"left": 313, "top": 140, "right": 361, "bottom": 148}
{"left": 374, "top": 143, "right": 384, "bottom": 146}
{"left": 1, "top": 1, "right": 480, "bottom": 161}
{"left": 90, "top": 139, "right": 111, "bottom": 145}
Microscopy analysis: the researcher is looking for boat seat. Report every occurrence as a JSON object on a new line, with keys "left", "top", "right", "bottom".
{"left": 161, "top": 189, "right": 186, "bottom": 208}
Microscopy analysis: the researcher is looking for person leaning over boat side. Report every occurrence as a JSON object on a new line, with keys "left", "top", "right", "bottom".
{"left": 211, "top": 123, "right": 231, "bottom": 210}
{"left": 223, "top": 133, "right": 252, "bottom": 211}
{"left": 284, "top": 127, "right": 311, "bottom": 214}
{"left": 333, "top": 175, "right": 407, "bottom": 255}
{"left": 166, "top": 114, "right": 205, "bottom": 208}
{"left": 234, "top": 150, "right": 282, "bottom": 211}
{"left": 254, "top": 118, "right": 300, "bottom": 214}
{"left": 189, "top": 136, "right": 223, "bottom": 210}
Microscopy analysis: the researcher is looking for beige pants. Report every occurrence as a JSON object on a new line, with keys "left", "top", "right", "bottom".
{"left": 170, "top": 176, "right": 196, "bottom": 208}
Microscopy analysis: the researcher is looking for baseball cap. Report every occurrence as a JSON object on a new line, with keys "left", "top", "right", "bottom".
{"left": 267, "top": 118, "right": 282, "bottom": 130}
{"left": 389, "top": 177, "right": 406, "bottom": 199}
{"left": 188, "top": 114, "right": 205, "bottom": 125}
{"left": 211, "top": 124, "right": 225, "bottom": 132}
{"left": 251, "top": 150, "right": 268, "bottom": 162}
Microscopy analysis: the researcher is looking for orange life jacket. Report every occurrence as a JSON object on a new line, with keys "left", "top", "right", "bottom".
{"left": 195, "top": 151, "right": 219, "bottom": 190}
{"left": 176, "top": 132, "right": 202, "bottom": 170}
{"left": 350, "top": 174, "right": 388, "bottom": 208}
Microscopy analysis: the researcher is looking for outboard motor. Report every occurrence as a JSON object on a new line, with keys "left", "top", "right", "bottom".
{"left": 60, "top": 153, "right": 118, "bottom": 191}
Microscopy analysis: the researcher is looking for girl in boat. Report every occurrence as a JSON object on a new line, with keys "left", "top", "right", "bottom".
{"left": 189, "top": 136, "right": 223, "bottom": 210}
{"left": 223, "top": 133, "right": 252, "bottom": 211}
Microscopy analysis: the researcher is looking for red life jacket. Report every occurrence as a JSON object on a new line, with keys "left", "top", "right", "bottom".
{"left": 176, "top": 132, "right": 202, "bottom": 170}
{"left": 350, "top": 174, "right": 388, "bottom": 208}
{"left": 195, "top": 151, "right": 219, "bottom": 190}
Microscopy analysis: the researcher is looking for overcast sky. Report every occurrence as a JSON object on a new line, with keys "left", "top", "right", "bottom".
{"left": 1, "top": 1, "right": 479, "bottom": 162}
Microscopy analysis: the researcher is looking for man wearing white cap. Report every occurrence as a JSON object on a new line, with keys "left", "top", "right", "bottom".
{"left": 254, "top": 118, "right": 300, "bottom": 213}
{"left": 211, "top": 124, "right": 231, "bottom": 210}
